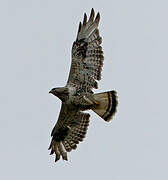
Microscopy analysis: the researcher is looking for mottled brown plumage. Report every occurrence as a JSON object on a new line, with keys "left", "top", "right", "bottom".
{"left": 49, "top": 9, "right": 118, "bottom": 162}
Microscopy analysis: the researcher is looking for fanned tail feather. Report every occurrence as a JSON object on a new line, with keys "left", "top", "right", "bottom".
{"left": 92, "top": 90, "right": 118, "bottom": 121}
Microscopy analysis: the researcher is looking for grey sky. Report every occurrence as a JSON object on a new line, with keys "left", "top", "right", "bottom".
{"left": 0, "top": 0, "right": 168, "bottom": 179}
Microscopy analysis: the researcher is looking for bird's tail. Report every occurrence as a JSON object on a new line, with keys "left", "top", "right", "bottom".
{"left": 91, "top": 90, "right": 118, "bottom": 122}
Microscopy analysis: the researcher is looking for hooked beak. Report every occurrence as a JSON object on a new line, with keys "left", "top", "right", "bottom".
{"left": 49, "top": 89, "right": 53, "bottom": 94}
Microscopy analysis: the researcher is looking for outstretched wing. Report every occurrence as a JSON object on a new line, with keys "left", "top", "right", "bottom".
{"left": 49, "top": 104, "right": 90, "bottom": 162}
{"left": 67, "top": 8, "right": 104, "bottom": 93}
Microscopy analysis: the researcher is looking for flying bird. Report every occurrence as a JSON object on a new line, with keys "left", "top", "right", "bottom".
{"left": 49, "top": 8, "right": 118, "bottom": 162}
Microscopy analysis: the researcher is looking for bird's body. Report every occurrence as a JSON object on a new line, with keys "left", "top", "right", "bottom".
{"left": 50, "top": 86, "right": 95, "bottom": 108}
{"left": 49, "top": 9, "right": 118, "bottom": 162}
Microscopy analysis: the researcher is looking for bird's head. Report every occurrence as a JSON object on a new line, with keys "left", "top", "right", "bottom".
{"left": 49, "top": 87, "right": 69, "bottom": 102}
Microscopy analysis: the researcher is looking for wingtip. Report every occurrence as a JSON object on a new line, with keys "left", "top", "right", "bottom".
{"left": 89, "top": 8, "right": 95, "bottom": 21}
{"left": 91, "top": 8, "right": 95, "bottom": 15}
{"left": 48, "top": 143, "right": 52, "bottom": 150}
{"left": 95, "top": 12, "right": 100, "bottom": 23}
{"left": 83, "top": 13, "right": 87, "bottom": 25}
{"left": 55, "top": 154, "right": 60, "bottom": 162}
{"left": 49, "top": 149, "right": 54, "bottom": 155}
{"left": 63, "top": 156, "right": 68, "bottom": 161}
{"left": 77, "top": 21, "right": 82, "bottom": 34}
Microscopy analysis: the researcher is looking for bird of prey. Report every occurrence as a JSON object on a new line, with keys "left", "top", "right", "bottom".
{"left": 49, "top": 8, "right": 118, "bottom": 162}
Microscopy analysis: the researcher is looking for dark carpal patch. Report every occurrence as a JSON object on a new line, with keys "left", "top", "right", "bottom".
{"left": 53, "top": 127, "right": 69, "bottom": 142}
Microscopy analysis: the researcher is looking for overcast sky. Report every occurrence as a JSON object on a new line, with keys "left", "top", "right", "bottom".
{"left": 0, "top": 0, "right": 168, "bottom": 179}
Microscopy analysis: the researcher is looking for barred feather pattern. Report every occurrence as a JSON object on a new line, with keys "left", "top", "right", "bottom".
{"left": 63, "top": 112, "right": 90, "bottom": 152}
{"left": 49, "top": 104, "right": 90, "bottom": 162}
{"left": 67, "top": 8, "right": 104, "bottom": 93}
